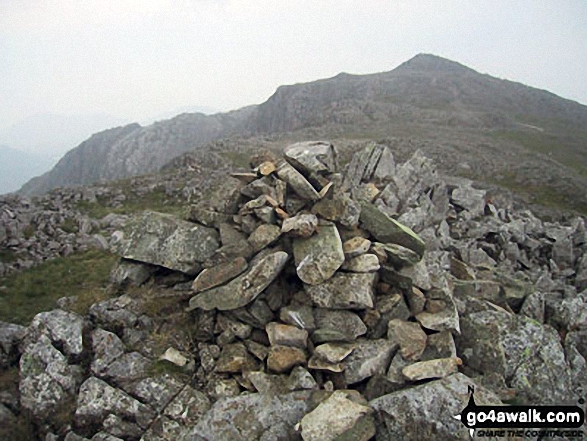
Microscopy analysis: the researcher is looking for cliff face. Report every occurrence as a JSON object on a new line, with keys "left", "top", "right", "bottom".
{"left": 19, "top": 54, "right": 587, "bottom": 196}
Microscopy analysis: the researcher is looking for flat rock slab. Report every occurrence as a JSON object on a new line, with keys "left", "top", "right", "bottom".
{"left": 369, "top": 373, "right": 503, "bottom": 440}
{"left": 192, "top": 257, "right": 248, "bottom": 293}
{"left": 277, "top": 162, "right": 321, "bottom": 201}
{"left": 188, "top": 251, "right": 289, "bottom": 311}
{"left": 284, "top": 141, "right": 338, "bottom": 175}
{"left": 359, "top": 202, "right": 425, "bottom": 257}
{"left": 402, "top": 357, "right": 461, "bottom": 381}
{"left": 305, "top": 273, "right": 376, "bottom": 309}
{"left": 313, "top": 309, "right": 367, "bottom": 342}
{"left": 116, "top": 211, "right": 219, "bottom": 275}
{"left": 185, "top": 391, "right": 313, "bottom": 441}
{"left": 293, "top": 224, "right": 345, "bottom": 285}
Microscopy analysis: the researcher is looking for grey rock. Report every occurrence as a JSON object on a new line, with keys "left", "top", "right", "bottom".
{"left": 300, "top": 390, "right": 375, "bottom": 441}
{"left": 313, "top": 309, "right": 367, "bottom": 342}
{"left": 456, "top": 310, "right": 572, "bottom": 404}
{"left": 370, "top": 373, "right": 503, "bottom": 440}
{"left": 102, "top": 414, "right": 143, "bottom": 440}
{"left": 267, "top": 345, "right": 307, "bottom": 373}
{"left": 19, "top": 335, "right": 82, "bottom": 419}
{"left": 342, "top": 237, "right": 371, "bottom": 258}
{"left": 344, "top": 339, "right": 397, "bottom": 384}
{"left": 127, "top": 373, "right": 184, "bottom": 412}
{"left": 245, "top": 370, "right": 288, "bottom": 394}
{"left": 215, "top": 343, "right": 257, "bottom": 373}
{"left": 89, "top": 295, "right": 140, "bottom": 333}
{"left": 26, "top": 309, "right": 85, "bottom": 357}
{"left": 276, "top": 162, "right": 320, "bottom": 201}
{"left": 248, "top": 224, "right": 281, "bottom": 253}
{"left": 311, "top": 194, "right": 361, "bottom": 228}
{"left": 314, "top": 342, "right": 355, "bottom": 363}
{"left": 184, "top": 391, "right": 313, "bottom": 441}
{"left": 266, "top": 322, "right": 308, "bottom": 348}
{"left": 188, "top": 251, "right": 289, "bottom": 311}
{"left": 116, "top": 211, "right": 220, "bottom": 275}
{"left": 341, "top": 254, "right": 380, "bottom": 273}
{"left": 387, "top": 319, "right": 427, "bottom": 361}
{"left": 287, "top": 366, "right": 318, "bottom": 391}
{"left": 342, "top": 143, "right": 393, "bottom": 190}
{"left": 450, "top": 184, "right": 486, "bottom": 218}
{"left": 359, "top": 202, "right": 425, "bottom": 257}
{"left": 91, "top": 328, "right": 125, "bottom": 376}
{"left": 415, "top": 288, "right": 460, "bottom": 334}
{"left": 110, "top": 259, "right": 154, "bottom": 286}
{"left": 103, "top": 352, "right": 151, "bottom": 388}
{"left": 281, "top": 213, "right": 318, "bottom": 238}
{"left": 280, "top": 305, "right": 316, "bottom": 330}
{"left": 402, "top": 357, "right": 461, "bottom": 381}
{"left": 0, "top": 321, "right": 25, "bottom": 368}
{"left": 192, "top": 257, "right": 248, "bottom": 293}
{"left": 374, "top": 242, "right": 422, "bottom": 268}
{"left": 75, "top": 377, "right": 156, "bottom": 429}
{"left": 421, "top": 331, "right": 457, "bottom": 360}
{"left": 284, "top": 141, "right": 337, "bottom": 175}
{"left": 163, "top": 385, "right": 210, "bottom": 425}
{"left": 293, "top": 224, "right": 344, "bottom": 285}
{"left": 305, "top": 273, "right": 376, "bottom": 309}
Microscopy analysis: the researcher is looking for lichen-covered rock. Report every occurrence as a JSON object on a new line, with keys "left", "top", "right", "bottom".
{"left": 344, "top": 339, "right": 397, "bottom": 385}
{"left": 276, "top": 162, "right": 321, "bottom": 201}
{"left": 90, "top": 328, "right": 125, "bottom": 376}
{"left": 248, "top": 224, "right": 282, "bottom": 253}
{"left": 305, "top": 272, "right": 376, "bottom": 309}
{"left": 341, "top": 254, "right": 380, "bottom": 273}
{"left": 281, "top": 213, "right": 318, "bottom": 238}
{"left": 401, "top": 357, "right": 461, "bottom": 381}
{"left": 300, "top": 390, "right": 375, "bottom": 441}
{"left": 0, "top": 321, "right": 25, "bottom": 368}
{"left": 370, "top": 373, "right": 503, "bottom": 440}
{"left": 387, "top": 319, "right": 427, "bottom": 361}
{"left": 284, "top": 141, "right": 338, "bottom": 175}
{"left": 75, "top": 377, "right": 156, "bottom": 429}
{"left": 184, "top": 391, "right": 313, "bottom": 440}
{"left": 192, "top": 257, "right": 248, "bottom": 293}
{"left": 313, "top": 309, "right": 367, "bottom": 342}
{"left": 25, "top": 309, "right": 86, "bottom": 357}
{"left": 359, "top": 202, "right": 425, "bottom": 257}
{"left": 188, "top": 251, "right": 289, "bottom": 311}
{"left": 311, "top": 194, "right": 361, "bottom": 228}
{"left": 456, "top": 310, "right": 572, "bottom": 404}
{"left": 115, "top": 211, "right": 220, "bottom": 275}
{"left": 293, "top": 224, "right": 345, "bottom": 285}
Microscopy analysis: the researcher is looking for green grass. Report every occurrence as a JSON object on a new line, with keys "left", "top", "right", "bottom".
{"left": 0, "top": 249, "right": 19, "bottom": 264}
{"left": 75, "top": 185, "right": 186, "bottom": 219}
{"left": 492, "top": 129, "right": 587, "bottom": 178}
{"left": 0, "top": 249, "right": 117, "bottom": 325}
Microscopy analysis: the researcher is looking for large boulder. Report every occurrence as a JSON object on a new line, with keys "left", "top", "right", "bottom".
{"left": 115, "top": 211, "right": 220, "bottom": 275}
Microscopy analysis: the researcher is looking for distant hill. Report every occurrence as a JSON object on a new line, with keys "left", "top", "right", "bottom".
{"left": 0, "top": 145, "right": 55, "bottom": 195}
{"left": 18, "top": 54, "right": 587, "bottom": 214}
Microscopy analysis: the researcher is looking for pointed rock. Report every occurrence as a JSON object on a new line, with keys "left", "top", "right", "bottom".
{"left": 344, "top": 339, "right": 397, "bottom": 384}
{"left": 359, "top": 202, "right": 425, "bottom": 257}
{"left": 281, "top": 213, "right": 318, "bottom": 238}
{"left": 276, "top": 162, "right": 320, "bottom": 201}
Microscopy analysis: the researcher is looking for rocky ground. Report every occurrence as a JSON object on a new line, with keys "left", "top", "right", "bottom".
{"left": 0, "top": 141, "right": 586, "bottom": 440}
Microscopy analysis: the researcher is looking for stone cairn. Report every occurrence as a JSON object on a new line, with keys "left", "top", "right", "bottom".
{"left": 1, "top": 141, "right": 585, "bottom": 440}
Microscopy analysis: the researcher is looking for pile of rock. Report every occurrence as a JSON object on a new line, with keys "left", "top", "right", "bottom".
{"left": 1, "top": 141, "right": 585, "bottom": 440}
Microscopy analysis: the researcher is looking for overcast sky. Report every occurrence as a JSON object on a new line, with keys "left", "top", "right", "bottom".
{"left": 1, "top": 0, "right": 586, "bottom": 131}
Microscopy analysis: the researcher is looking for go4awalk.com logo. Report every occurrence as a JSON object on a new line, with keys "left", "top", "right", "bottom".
{"left": 453, "top": 386, "right": 585, "bottom": 438}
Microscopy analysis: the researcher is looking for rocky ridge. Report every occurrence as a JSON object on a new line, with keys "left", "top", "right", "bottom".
{"left": 0, "top": 141, "right": 586, "bottom": 440}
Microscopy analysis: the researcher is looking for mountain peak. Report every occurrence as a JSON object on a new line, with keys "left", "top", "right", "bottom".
{"left": 395, "top": 53, "right": 473, "bottom": 74}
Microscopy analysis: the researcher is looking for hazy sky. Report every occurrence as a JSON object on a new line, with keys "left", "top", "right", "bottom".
{"left": 1, "top": 0, "right": 586, "bottom": 131}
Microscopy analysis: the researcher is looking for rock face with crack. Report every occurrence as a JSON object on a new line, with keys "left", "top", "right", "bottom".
{"left": 1, "top": 141, "right": 586, "bottom": 440}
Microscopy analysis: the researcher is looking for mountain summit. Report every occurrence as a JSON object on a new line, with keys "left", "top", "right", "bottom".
{"left": 18, "top": 54, "right": 587, "bottom": 214}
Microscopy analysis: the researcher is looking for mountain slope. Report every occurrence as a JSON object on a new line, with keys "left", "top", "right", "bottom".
{"left": 18, "top": 54, "right": 587, "bottom": 215}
